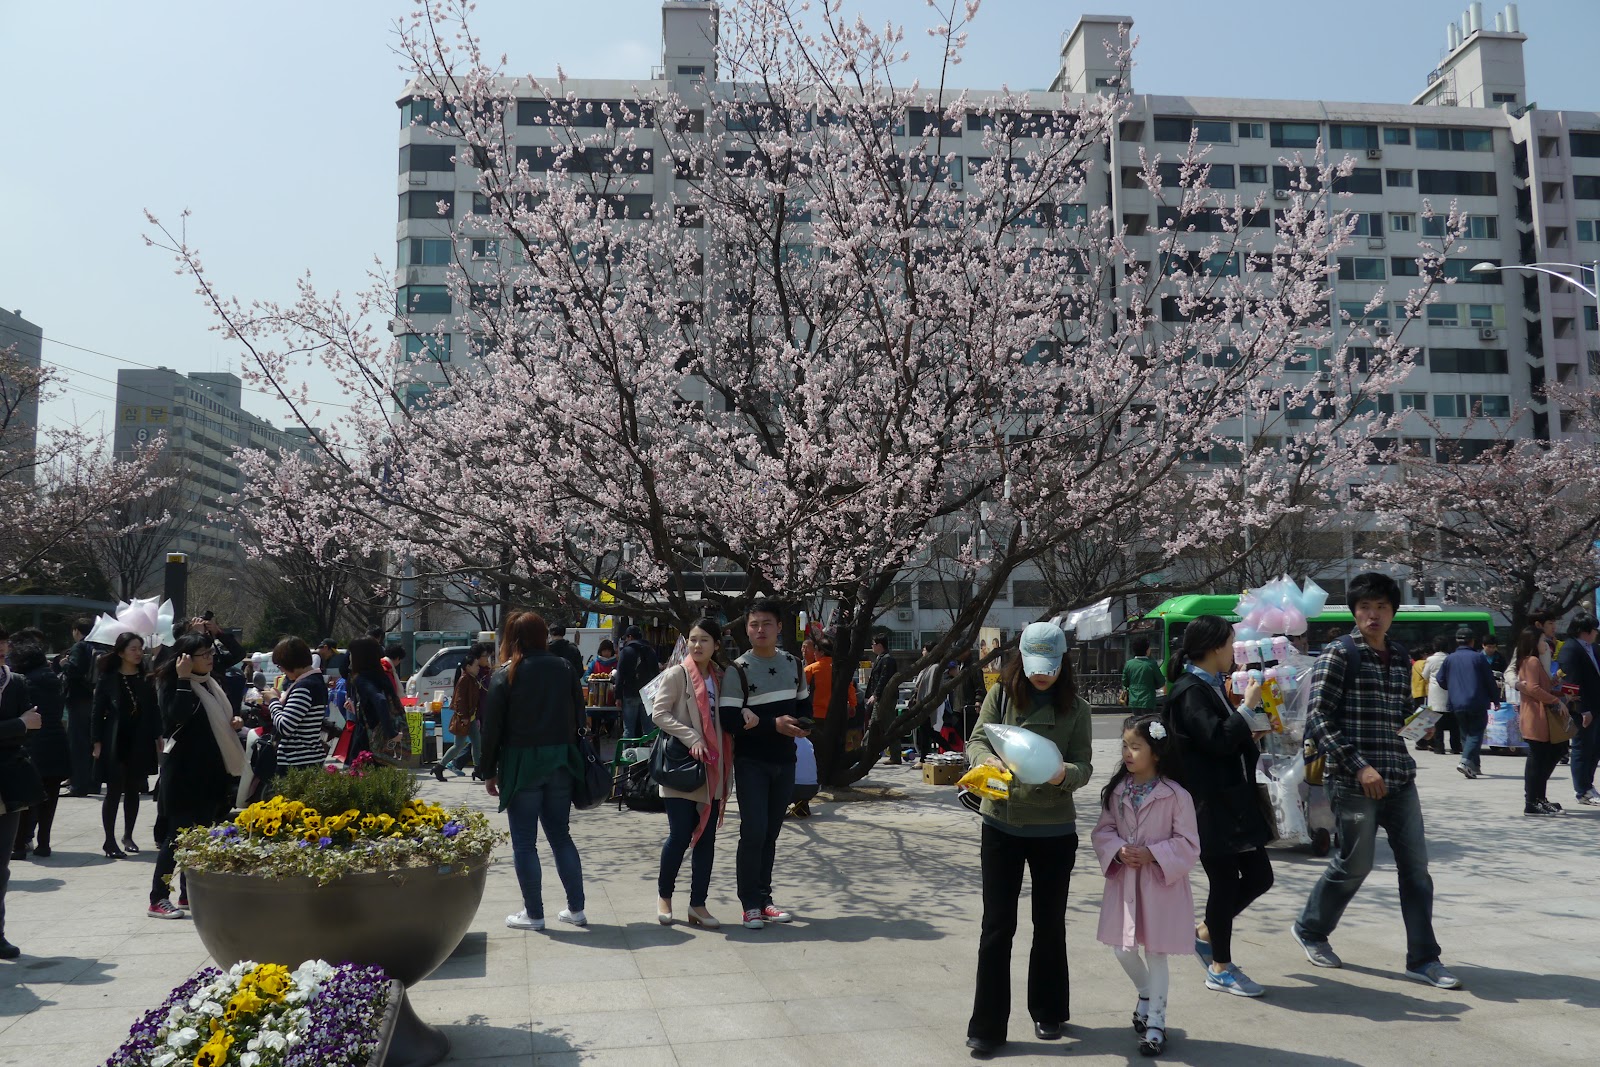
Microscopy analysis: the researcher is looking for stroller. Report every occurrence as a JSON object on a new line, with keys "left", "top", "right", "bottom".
{"left": 610, "top": 728, "right": 664, "bottom": 813}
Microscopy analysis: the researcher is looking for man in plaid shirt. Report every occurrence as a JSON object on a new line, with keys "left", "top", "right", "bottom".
{"left": 1291, "top": 572, "right": 1462, "bottom": 990}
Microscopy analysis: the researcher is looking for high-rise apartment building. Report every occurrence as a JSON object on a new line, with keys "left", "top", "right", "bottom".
{"left": 112, "top": 368, "right": 320, "bottom": 578}
{"left": 0, "top": 307, "right": 44, "bottom": 482}
{"left": 394, "top": 1, "right": 1593, "bottom": 640}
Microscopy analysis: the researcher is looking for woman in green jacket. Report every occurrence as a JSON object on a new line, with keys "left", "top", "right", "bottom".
{"left": 963, "top": 622, "right": 1094, "bottom": 1058}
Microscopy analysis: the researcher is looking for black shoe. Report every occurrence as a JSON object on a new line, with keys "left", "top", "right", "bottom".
{"left": 32, "top": 845, "right": 50, "bottom": 858}
{"left": 102, "top": 842, "right": 127, "bottom": 860}
{"left": 432, "top": 762, "right": 447, "bottom": 783}
{"left": 1140, "top": 1028, "right": 1166, "bottom": 1056}
{"left": 0, "top": 938, "right": 19, "bottom": 960}
{"left": 965, "top": 1037, "right": 1004, "bottom": 1058}
{"left": 121, "top": 837, "right": 140, "bottom": 855}
{"left": 10, "top": 847, "right": 24, "bottom": 861}
{"left": 1034, "top": 1021, "right": 1063, "bottom": 1040}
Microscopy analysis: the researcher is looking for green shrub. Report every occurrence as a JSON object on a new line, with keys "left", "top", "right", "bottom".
{"left": 272, "top": 763, "right": 417, "bottom": 818}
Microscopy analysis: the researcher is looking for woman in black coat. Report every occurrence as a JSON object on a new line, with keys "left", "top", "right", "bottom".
{"left": 92, "top": 632, "right": 161, "bottom": 859}
{"left": 10, "top": 632, "right": 70, "bottom": 859}
{"left": 0, "top": 630, "right": 43, "bottom": 958}
{"left": 1163, "top": 614, "right": 1274, "bottom": 999}
{"left": 147, "top": 632, "right": 246, "bottom": 918}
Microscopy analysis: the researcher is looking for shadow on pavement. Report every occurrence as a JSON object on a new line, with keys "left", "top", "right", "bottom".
{"left": 5, "top": 877, "right": 66, "bottom": 893}
{"left": 0, "top": 955, "right": 115, "bottom": 1017}
{"left": 1448, "top": 963, "right": 1600, "bottom": 1008}
{"left": 1271, "top": 969, "right": 1468, "bottom": 1022}
{"left": 1066, "top": 1027, "right": 1369, "bottom": 1066}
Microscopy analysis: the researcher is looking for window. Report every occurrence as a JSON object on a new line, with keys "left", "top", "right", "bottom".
{"left": 1575, "top": 176, "right": 1600, "bottom": 200}
{"left": 1469, "top": 304, "right": 1501, "bottom": 327}
{"left": 1340, "top": 300, "right": 1387, "bottom": 323}
{"left": 1329, "top": 124, "right": 1378, "bottom": 150}
{"left": 1384, "top": 127, "right": 1412, "bottom": 145}
{"left": 400, "top": 97, "right": 446, "bottom": 127}
{"left": 1587, "top": 306, "right": 1599, "bottom": 332}
{"left": 1420, "top": 214, "right": 1498, "bottom": 239}
{"left": 1389, "top": 212, "right": 1414, "bottom": 232}
{"left": 1391, "top": 256, "right": 1420, "bottom": 277}
{"left": 1400, "top": 392, "right": 1427, "bottom": 410}
{"left": 676, "top": 65, "right": 704, "bottom": 76}
{"left": 1156, "top": 161, "right": 1234, "bottom": 188}
{"left": 1418, "top": 170, "right": 1497, "bottom": 196}
{"left": 406, "top": 238, "right": 451, "bottom": 266}
{"left": 1578, "top": 220, "right": 1600, "bottom": 241}
{"left": 1271, "top": 122, "right": 1320, "bottom": 148}
{"left": 469, "top": 239, "right": 499, "bottom": 259}
{"left": 1569, "top": 131, "right": 1600, "bottom": 157}
{"left": 1426, "top": 303, "right": 1460, "bottom": 326}
{"left": 1157, "top": 206, "right": 1231, "bottom": 233}
{"left": 1238, "top": 122, "right": 1264, "bottom": 139}
{"left": 1337, "top": 257, "right": 1386, "bottom": 281}
{"left": 1433, "top": 394, "right": 1510, "bottom": 418}
{"left": 1347, "top": 211, "right": 1384, "bottom": 237}
{"left": 1333, "top": 168, "right": 1382, "bottom": 195}
{"left": 1385, "top": 169, "right": 1413, "bottom": 188}
{"left": 1239, "top": 164, "right": 1267, "bottom": 183}
{"left": 907, "top": 107, "right": 962, "bottom": 137}
{"left": 518, "top": 145, "right": 652, "bottom": 174}
{"left": 1439, "top": 258, "right": 1498, "bottom": 281}
{"left": 400, "top": 191, "right": 454, "bottom": 220}
{"left": 402, "top": 334, "right": 451, "bottom": 362}
{"left": 1492, "top": 92, "right": 1518, "bottom": 104}
{"left": 398, "top": 144, "right": 455, "bottom": 173}
{"left": 396, "top": 285, "right": 450, "bottom": 315}
{"left": 1153, "top": 116, "right": 1231, "bottom": 143}
{"left": 471, "top": 193, "right": 491, "bottom": 215}
{"left": 1428, "top": 348, "right": 1509, "bottom": 374}
{"left": 516, "top": 98, "right": 654, "bottom": 128}
{"left": 1415, "top": 127, "right": 1493, "bottom": 151}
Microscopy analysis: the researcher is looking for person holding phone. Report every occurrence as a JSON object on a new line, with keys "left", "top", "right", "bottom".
{"left": 719, "top": 599, "right": 811, "bottom": 930}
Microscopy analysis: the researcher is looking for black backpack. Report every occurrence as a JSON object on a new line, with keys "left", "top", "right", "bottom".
{"left": 621, "top": 641, "right": 660, "bottom": 694}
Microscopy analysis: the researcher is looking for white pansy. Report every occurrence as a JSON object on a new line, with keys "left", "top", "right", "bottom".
{"left": 239, "top": 1053, "right": 261, "bottom": 1067}
{"left": 151, "top": 1052, "right": 178, "bottom": 1067}
{"left": 259, "top": 1030, "right": 287, "bottom": 1051}
{"left": 167, "top": 1026, "right": 200, "bottom": 1048}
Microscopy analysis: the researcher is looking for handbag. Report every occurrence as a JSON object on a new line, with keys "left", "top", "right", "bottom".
{"left": 1547, "top": 705, "right": 1576, "bottom": 743}
{"left": 0, "top": 748, "right": 44, "bottom": 811}
{"left": 650, "top": 733, "right": 706, "bottom": 793}
{"left": 571, "top": 729, "right": 609, "bottom": 811}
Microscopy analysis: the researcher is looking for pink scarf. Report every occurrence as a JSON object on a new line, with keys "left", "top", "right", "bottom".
{"left": 681, "top": 656, "right": 729, "bottom": 844}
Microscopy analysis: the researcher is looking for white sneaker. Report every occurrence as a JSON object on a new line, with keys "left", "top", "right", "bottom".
{"left": 558, "top": 909, "right": 587, "bottom": 927}
{"left": 506, "top": 910, "right": 544, "bottom": 930}
{"left": 1579, "top": 793, "right": 1600, "bottom": 807}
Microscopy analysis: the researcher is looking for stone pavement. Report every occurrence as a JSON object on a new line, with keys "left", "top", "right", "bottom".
{"left": 3, "top": 732, "right": 1598, "bottom": 1066}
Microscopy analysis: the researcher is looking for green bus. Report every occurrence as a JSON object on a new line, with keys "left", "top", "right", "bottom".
{"left": 1130, "top": 594, "right": 1497, "bottom": 665}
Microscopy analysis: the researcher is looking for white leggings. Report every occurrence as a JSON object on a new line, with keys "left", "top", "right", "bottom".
{"left": 1113, "top": 947, "right": 1170, "bottom": 1030}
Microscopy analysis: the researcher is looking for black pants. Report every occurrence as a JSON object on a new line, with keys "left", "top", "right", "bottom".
{"left": 66, "top": 698, "right": 95, "bottom": 794}
{"left": 102, "top": 761, "right": 143, "bottom": 845}
{"left": 1426, "top": 711, "right": 1460, "bottom": 753}
{"left": 15, "top": 777, "right": 63, "bottom": 852}
{"left": 1199, "top": 847, "right": 1274, "bottom": 965}
{"left": 1524, "top": 739, "right": 1565, "bottom": 805}
{"left": 0, "top": 809, "right": 20, "bottom": 941}
{"left": 658, "top": 798, "right": 719, "bottom": 907}
{"left": 968, "top": 824, "right": 1076, "bottom": 1043}
{"left": 733, "top": 757, "right": 794, "bottom": 912}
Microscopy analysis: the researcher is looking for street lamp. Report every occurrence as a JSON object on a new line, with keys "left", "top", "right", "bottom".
{"left": 1471, "top": 259, "right": 1599, "bottom": 299}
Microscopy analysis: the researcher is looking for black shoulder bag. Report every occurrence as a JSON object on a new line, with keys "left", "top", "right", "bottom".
{"left": 650, "top": 668, "right": 707, "bottom": 792}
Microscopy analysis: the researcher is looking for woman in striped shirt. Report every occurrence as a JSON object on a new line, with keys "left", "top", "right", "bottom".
{"left": 267, "top": 637, "right": 329, "bottom": 784}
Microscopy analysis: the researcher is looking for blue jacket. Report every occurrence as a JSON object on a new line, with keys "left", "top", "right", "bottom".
{"left": 1435, "top": 646, "right": 1499, "bottom": 713}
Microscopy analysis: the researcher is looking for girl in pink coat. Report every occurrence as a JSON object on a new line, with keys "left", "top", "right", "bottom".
{"left": 1092, "top": 714, "right": 1201, "bottom": 1057}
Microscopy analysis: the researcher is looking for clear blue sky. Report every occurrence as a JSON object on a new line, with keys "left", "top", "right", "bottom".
{"left": 4, "top": 0, "right": 1599, "bottom": 436}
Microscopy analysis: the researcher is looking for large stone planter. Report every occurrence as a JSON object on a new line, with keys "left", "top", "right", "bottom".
{"left": 186, "top": 862, "right": 488, "bottom": 1067}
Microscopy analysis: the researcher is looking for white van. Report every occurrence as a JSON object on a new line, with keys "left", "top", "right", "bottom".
{"left": 406, "top": 645, "right": 474, "bottom": 706}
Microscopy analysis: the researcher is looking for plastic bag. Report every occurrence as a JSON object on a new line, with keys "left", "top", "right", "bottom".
{"left": 956, "top": 764, "right": 1013, "bottom": 799}
{"left": 1258, "top": 755, "right": 1310, "bottom": 846}
{"left": 982, "top": 723, "right": 1064, "bottom": 785}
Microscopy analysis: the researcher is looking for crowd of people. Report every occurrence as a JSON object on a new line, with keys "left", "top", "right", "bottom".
{"left": 1, "top": 578, "right": 1595, "bottom": 1060}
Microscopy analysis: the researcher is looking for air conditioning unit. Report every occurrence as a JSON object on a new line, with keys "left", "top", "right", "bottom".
{"left": 896, "top": 609, "right": 914, "bottom": 622}
{"left": 949, "top": 180, "right": 964, "bottom": 191}
{"left": 1479, "top": 326, "right": 1499, "bottom": 340}
{"left": 1374, "top": 322, "right": 1392, "bottom": 336}
{"left": 1367, "top": 237, "right": 1386, "bottom": 249}
{"left": 1272, "top": 188, "right": 1291, "bottom": 200}
{"left": 1366, "top": 147, "right": 1383, "bottom": 160}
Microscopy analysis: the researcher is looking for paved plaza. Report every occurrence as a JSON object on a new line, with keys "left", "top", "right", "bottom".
{"left": 3, "top": 725, "right": 1597, "bottom": 1065}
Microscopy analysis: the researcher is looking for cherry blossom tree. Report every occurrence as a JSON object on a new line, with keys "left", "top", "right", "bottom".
{"left": 1361, "top": 383, "right": 1600, "bottom": 634}
{"left": 0, "top": 346, "right": 168, "bottom": 587}
{"left": 149, "top": 0, "right": 1454, "bottom": 784}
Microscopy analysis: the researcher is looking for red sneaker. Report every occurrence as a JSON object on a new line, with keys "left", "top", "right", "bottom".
{"left": 761, "top": 905, "right": 793, "bottom": 923}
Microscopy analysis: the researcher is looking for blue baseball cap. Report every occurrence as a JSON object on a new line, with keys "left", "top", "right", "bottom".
{"left": 1018, "top": 622, "right": 1067, "bottom": 676}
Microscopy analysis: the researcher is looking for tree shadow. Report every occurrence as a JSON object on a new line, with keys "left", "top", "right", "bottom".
{"left": 435, "top": 1014, "right": 568, "bottom": 1060}
{"left": 5, "top": 877, "right": 66, "bottom": 893}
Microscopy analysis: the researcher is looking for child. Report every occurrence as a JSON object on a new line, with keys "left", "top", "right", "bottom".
{"left": 1092, "top": 715, "right": 1201, "bottom": 1057}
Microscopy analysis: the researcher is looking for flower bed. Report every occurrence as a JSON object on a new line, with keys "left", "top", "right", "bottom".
{"left": 174, "top": 762, "right": 501, "bottom": 885}
{"left": 105, "top": 959, "right": 397, "bottom": 1067}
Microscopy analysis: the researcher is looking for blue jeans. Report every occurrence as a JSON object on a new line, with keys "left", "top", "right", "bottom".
{"left": 733, "top": 757, "right": 794, "bottom": 912}
{"left": 440, "top": 723, "right": 480, "bottom": 772}
{"left": 658, "top": 798, "right": 720, "bottom": 907}
{"left": 1570, "top": 707, "right": 1600, "bottom": 798}
{"left": 1296, "top": 780, "right": 1441, "bottom": 972}
{"left": 621, "top": 697, "right": 649, "bottom": 740}
{"left": 1453, "top": 706, "right": 1488, "bottom": 772}
{"left": 505, "top": 771, "right": 584, "bottom": 919}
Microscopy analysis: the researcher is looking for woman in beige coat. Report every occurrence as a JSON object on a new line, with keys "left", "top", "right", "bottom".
{"left": 650, "top": 617, "right": 733, "bottom": 928}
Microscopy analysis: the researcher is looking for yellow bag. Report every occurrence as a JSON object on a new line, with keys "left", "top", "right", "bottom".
{"left": 957, "top": 764, "right": 1013, "bottom": 800}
